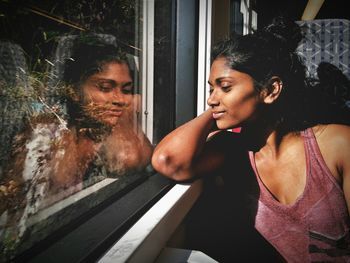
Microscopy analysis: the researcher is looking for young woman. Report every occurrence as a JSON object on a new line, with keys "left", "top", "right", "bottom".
{"left": 152, "top": 17, "right": 350, "bottom": 262}
{"left": 0, "top": 37, "right": 152, "bottom": 258}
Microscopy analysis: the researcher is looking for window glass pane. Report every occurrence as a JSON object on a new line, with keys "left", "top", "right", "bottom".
{"left": 0, "top": 1, "right": 152, "bottom": 260}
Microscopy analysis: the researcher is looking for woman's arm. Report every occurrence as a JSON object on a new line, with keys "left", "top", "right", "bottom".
{"left": 151, "top": 109, "right": 228, "bottom": 181}
{"left": 343, "top": 156, "right": 350, "bottom": 215}
{"left": 337, "top": 126, "right": 350, "bottom": 214}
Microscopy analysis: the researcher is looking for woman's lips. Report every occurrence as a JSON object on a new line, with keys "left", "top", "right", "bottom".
{"left": 212, "top": 111, "right": 225, "bottom": 119}
{"left": 105, "top": 110, "right": 123, "bottom": 117}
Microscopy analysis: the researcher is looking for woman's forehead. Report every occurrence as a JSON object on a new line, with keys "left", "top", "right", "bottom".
{"left": 210, "top": 58, "right": 231, "bottom": 74}
{"left": 210, "top": 58, "right": 239, "bottom": 77}
{"left": 91, "top": 62, "right": 131, "bottom": 78}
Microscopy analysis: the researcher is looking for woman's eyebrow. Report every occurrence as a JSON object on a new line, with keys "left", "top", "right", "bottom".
{"left": 208, "top": 77, "right": 231, "bottom": 86}
{"left": 93, "top": 79, "right": 134, "bottom": 88}
{"left": 122, "top": 81, "right": 133, "bottom": 87}
{"left": 90, "top": 77, "right": 114, "bottom": 83}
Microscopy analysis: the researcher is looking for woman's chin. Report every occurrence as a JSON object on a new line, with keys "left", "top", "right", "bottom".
{"left": 103, "top": 120, "right": 119, "bottom": 127}
{"left": 216, "top": 121, "right": 232, "bottom": 130}
{"left": 99, "top": 116, "right": 120, "bottom": 127}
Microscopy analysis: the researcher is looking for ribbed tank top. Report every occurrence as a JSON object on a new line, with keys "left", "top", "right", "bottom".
{"left": 249, "top": 128, "right": 350, "bottom": 262}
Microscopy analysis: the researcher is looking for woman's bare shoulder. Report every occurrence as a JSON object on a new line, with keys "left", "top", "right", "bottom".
{"left": 312, "top": 124, "right": 350, "bottom": 168}
{"left": 313, "top": 124, "right": 350, "bottom": 143}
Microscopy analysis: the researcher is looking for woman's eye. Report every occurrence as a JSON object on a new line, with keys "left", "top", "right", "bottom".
{"left": 96, "top": 83, "right": 113, "bottom": 92}
{"left": 122, "top": 85, "right": 134, "bottom": 94}
{"left": 221, "top": 85, "right": 231, "bottom": 92}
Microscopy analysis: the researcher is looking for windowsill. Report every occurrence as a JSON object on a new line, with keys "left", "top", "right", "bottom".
{"left": 155, "top": 247, "right": 218, "bottom": 263}
{"left": 97, "top": 179, "right": 203, "bottom": 263}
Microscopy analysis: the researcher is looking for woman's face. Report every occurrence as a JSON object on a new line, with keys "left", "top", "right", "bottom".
{"left": 79, "top": 62, "right": 134, "bottom": 126}
{"left": 207, "top": 57, "right": 263, "bottom": 129}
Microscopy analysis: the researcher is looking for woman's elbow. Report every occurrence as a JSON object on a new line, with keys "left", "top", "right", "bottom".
{"left": 151, "top": 152, "right": 192, "bottom": 181}
{"left": 151, "top": 151, "right": 174, "bottom": 177}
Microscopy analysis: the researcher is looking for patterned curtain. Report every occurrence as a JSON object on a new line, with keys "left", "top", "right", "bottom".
{"left": 296, "top": 19, "right": 350, "bottom": 80}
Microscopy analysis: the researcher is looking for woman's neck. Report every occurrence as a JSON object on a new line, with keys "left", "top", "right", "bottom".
{"left": 242, "top": 119, "right": 299, "bottom": 153}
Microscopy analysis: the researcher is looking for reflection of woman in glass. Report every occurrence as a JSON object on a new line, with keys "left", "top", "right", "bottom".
{"left": 54, "top": 38, "right": 153, "bottom": 189}
{"left": 0, "top": 38, "right": 152, "bottom": 257}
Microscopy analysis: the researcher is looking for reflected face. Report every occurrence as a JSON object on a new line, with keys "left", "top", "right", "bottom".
{"left": 207, "top": 58, "right": 262, "bottom": 129}
{"left": 79, "top": 62, "right": 134, "bottom": 126}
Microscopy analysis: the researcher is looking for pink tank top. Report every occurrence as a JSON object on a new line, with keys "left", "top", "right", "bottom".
{"left": 249, "top": 128, "right": 350, "bottom": 262}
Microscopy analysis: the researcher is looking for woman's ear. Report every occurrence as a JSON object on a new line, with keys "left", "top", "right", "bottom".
{"left": 262, "top": 77, "right": 283, "bottom": 104}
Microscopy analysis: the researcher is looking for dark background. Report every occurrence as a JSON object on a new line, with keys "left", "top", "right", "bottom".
{"left": 256, "top": 0, "right": 350, "bottom": 28}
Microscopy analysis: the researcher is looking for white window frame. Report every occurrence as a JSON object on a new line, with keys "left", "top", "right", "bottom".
{"left": 240, "top": 0, "right": 257, "bottom": 34}
{"left": 197, "top": 0, "right": 213, "bottom": 116}
{"left": 141, "top": 0, "right": 155, "bottom": 141}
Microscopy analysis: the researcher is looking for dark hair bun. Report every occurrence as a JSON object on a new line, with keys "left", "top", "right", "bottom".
{"left": 262, "top": 16, "right": 303, "bottom": 52}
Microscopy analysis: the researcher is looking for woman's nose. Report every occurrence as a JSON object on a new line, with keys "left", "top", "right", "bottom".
{"left": 111, "top": 89, "right": 126, "bottom": 106}
{"left": 207, "top": 90, "right": 219, "bottom": 107}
